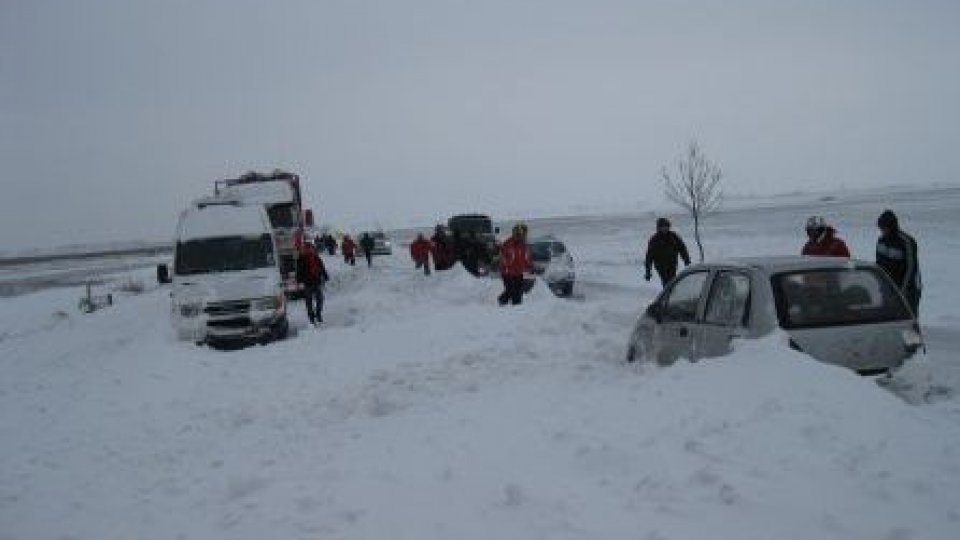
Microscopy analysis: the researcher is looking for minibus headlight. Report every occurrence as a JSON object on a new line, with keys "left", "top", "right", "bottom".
{"left": 252, "top": 294, "right": 284, "bottom": 312}
{"left": 179, "top": 303, "right": 202, "bottom": 318}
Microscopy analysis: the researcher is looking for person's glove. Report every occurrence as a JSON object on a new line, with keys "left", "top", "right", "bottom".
{"left": 644, "top": 271, "right": 652, "bottom": 281}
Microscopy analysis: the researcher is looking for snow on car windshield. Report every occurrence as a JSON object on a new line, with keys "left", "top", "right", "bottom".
{"left": 174, "top": 234, "right": 274, "bottom": 275}
{"left": 771, "top": 267, "right": 912, "bottom": 329}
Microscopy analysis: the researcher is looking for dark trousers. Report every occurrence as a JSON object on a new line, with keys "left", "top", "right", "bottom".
{"left": 416, "top": 259, "right": 431, "bottom": 275}
{"left": 656, "top": 265, "right": 678, "bottom": 287}
{"left": 498, "top": 275, "right": 525, "bottom": 305}
{"left": 364, "top": 250, "right": 373, "bottom": 267}
{"left": 344, "top": 253, "right": 355, "bottom": 266}
{"left": 304, "top": 284, "right": 324, "bottom": 324}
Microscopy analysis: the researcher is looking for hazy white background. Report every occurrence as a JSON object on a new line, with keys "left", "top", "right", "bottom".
{"left": 2, "top": 0, "right": 958, "bottom": 251}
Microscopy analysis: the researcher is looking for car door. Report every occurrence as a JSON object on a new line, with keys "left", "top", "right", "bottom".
{"left": 698, "top": 270, "right": 752, "bottom": 358}
{"left": 653, "top": 270, "right": 710, "bottom": 364}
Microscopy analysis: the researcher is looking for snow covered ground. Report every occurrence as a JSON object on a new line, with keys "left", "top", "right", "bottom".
{"left": 2, "top": 187, "right": 959, "bottom": 539}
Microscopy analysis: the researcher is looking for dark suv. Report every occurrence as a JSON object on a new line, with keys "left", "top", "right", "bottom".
{"left": 447, "top": 214, "right": 499, "bottom": 275}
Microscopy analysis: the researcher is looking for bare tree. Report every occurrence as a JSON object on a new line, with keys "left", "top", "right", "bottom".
{"left": 661, "top": 140, "right": 723, "bottom": 262}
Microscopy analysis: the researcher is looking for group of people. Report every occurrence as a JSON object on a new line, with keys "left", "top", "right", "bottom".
{"left": 314, "top": 232, "right": 377, "bottom": 268}
{"left": 639, "top": 209, "right": 922, "bottom": 315}
{"left": 296, "top": 208, "right": 923, "bottom": 327}
{"left": 296, "top": 231, "right": 383, "bottom": 326}
{"left": 794, "top": 209, "right": 920, "bottom": 314}
{"left": 408, "top": 223, "right": 534, "bottom": 305}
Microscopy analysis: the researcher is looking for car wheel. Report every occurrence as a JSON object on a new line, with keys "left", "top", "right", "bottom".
{"left": 626, "top": 328, "right": 650, "bottom": 363}
{"left": 560, "top": 281, "right": 574, "bottom": 297}
{"left": 271, "top": 316, "right": 289, "bottom": 342}
{"left": 626, "top": 337, "right": 644, "bottom": 363}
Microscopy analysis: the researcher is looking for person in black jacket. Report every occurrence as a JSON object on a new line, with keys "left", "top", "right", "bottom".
{"left": 876, "top": 209, "right": 921, "bottom": 316}
{"left": 360, "top": 233, "right": 375, "bottom": 267}
{"left": 321, "top": 233, "right": 337, "bottom": 256}
{"left": 296, "top": 242, "right": 330, "bottom": 326}
{"left": 644, "top": 217, "right": 691, "bottom": 287}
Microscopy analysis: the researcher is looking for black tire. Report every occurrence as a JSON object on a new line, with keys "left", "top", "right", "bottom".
{"left": 626, "top": 333, "right": 646, "bottom": 363}
{"left": 156, "top": 264, "right": 170, "bottom": 284}
{"left": 272, "top": 316, "right": 289, "bottom": 341}
{"left": 559, "top": 281, "right": 574, "bottom": 297}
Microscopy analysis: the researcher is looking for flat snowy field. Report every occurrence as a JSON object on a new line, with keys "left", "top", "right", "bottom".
{"left": 2, "top": 187, "right": 959, "bottom": 539}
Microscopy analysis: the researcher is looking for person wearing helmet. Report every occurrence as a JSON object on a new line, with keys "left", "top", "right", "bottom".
{"left": 876, "top": 209, "right": 921, "bottom": 315}
{"left": 801, "top": 216, "right": 851, "bottom": 257}
{"left": 498, "top": 222, "right": 533, "bottom": 305}
{"left": 644, "top": 217, "right": 691, "bottom": 287}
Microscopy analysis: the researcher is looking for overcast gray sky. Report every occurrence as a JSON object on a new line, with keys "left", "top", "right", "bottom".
{"left": 2, "top": 0, "right": 958, "bottom": 251}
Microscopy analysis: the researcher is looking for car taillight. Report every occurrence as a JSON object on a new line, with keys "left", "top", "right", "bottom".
{"left": 903, "top": 322, "right": 924, "bottom": 355}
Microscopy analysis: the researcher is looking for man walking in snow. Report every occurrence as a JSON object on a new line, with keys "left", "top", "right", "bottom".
{"left": 801, "top": 216, "right": 851, "bottom": 257}
{"left": 876, "top": 209, "right": 921, "bottom": 316}
{"left": 644, "top": 217, "right": 691, "bottom": 287}
{"left": 360, "top": 232, "right": 375, "bottom": 267}
{"left": 498, "top": 223, "right": 533, "bottom": 306}
{"left": 410, "top": 233, "right": 432, "bottom": 275}
{"left": 430, "top": 225, "right": 454, "bottom": 270}
{"left": 341, "top": 234, "right": 357, "bottom": 266}
{"left": 296, "top": 241, "right": 330, "bottom": 326}
{"left": 321, "top": 233, "right": 337, "bottom": 256}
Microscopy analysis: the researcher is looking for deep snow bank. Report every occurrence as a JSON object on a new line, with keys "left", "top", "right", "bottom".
{"left": 1, "top": 230, "right": 959, "bottom": 539}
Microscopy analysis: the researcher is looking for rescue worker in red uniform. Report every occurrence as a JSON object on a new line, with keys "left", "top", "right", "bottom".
{"left": 341, "top": 234, "right": 357, "bottom": 266}
{"left": 801, "top": 216, "right": 851, "bottom": 258}
{"left": 295, "top": 242, "right": 330, "bottom": 326}
{"left": 410, "top": 233, "right": 433, "bottom": 275}
{"left": 498, "top": 223, "right": 533, "bottom": 305}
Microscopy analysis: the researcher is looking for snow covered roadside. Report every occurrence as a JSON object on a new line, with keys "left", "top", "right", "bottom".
{"left": 3, "top": 199, "right": 960, "bottom": 538}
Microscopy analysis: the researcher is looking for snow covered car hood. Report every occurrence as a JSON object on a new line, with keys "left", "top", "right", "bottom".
{"left": 172, "top": 268, "right": 281, "bottom": 306}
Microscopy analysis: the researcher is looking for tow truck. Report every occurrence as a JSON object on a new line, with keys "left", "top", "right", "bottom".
{"left": 214, "top": 170, "right": 312, "bottom": 297}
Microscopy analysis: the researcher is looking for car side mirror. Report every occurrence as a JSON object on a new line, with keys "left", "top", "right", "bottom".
{"left": 157, "top": 263, "right": 171, "bottom": 284}
{"left": 646, "top": 302, "right": 662, "bottom": 323}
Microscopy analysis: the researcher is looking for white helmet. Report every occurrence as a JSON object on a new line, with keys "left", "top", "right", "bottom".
{"left": 805, "top": 215, "right": 827, "bottom": 231}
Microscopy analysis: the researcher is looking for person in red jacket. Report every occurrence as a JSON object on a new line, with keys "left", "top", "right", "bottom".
{"left": 802, "top": 216, "right": 851, "bottom": 258}
{"left": 410, "top": 233, "right": 433, "bottom": 275}
{"left": 498, "top": 222, "right": 533, "bottom": 306}
{"left": 295, "top": 242, "right": 330, "bottom": 326}
{"left": 341, "top": 234, "right": 357, "bottom": 266}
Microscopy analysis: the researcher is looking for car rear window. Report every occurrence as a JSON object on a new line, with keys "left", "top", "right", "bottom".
{"left": 529, "top": 242, "right": 551, "bottom": 261}
{"left": 771, "top": 267, "right": 912, "bottom": 329}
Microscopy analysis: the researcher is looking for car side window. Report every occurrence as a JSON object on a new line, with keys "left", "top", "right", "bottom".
{"left": 662, "top": 272, "right": 709, "bottom": 323}
{"left": 704, "top": 272, "right": 751, "bottom": 326}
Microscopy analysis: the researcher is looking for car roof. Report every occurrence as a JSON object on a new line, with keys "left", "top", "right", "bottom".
{"left": 528, "top": 235, "right": 561, "bottom": 244}
{"left": 692, "top": 255, "right": 872, "bottom": 274}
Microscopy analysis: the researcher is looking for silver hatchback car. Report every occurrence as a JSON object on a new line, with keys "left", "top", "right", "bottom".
{"left": 626, "top": 256, "right": 923, "bottom": 374}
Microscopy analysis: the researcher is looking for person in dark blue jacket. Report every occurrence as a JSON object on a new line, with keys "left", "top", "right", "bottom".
{"left": 876, "top": 210, "right": 921, "bottom": 316}
{"left": 644, "top": 217, "right": 691, "bottom": 287}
